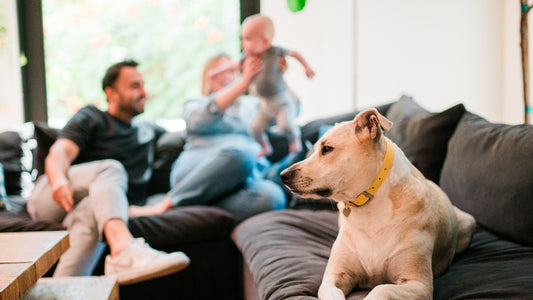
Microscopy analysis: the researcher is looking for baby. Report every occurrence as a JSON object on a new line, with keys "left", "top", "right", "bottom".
{"left": 210, "top": 14, "right": 315, "bottom": 157}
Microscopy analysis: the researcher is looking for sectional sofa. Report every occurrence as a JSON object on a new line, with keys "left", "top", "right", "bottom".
{"left": 1, "top": 96, "right": 532, "bottom": 299}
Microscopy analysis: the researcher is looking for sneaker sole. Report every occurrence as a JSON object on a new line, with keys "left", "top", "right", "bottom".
{"left": 117, "top": 255, "right": 190, "bottom": 285}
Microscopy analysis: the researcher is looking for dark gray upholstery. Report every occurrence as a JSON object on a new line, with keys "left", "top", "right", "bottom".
{"left": 233, "top": 99, "right": 533, "bottom": 299}
{"left": 233, "top": 209, "right": 533, "bottom": 300}
{"left": 385, "top": 96, "right": 465, "bottom": 183}
{"left": 440, "top": 112, "right": 533, "bottom": 246}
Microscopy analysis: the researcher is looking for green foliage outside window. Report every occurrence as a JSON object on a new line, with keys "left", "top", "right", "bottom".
{"left": 43, "top": 0, "right": 240, "bottom": 125}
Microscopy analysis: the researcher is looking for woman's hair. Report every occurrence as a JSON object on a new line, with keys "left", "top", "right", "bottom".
{"left": 201, "top": 53, "right": 230, "bottom": 95}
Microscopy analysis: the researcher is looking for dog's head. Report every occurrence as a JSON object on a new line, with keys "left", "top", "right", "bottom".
{"left": 280, "top": 108, "right": 392, "bottom": 202}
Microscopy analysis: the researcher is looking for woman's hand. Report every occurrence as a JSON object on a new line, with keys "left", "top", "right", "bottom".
{"left": 278, "top": 56, "right": 288, "bottom": 72}
{"left": 242, "top": 56, "right": 262, "bottom": 82}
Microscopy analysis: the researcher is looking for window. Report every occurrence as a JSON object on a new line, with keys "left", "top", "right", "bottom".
{"left": 40, "top": 0, "right": 244, "bottom": 128}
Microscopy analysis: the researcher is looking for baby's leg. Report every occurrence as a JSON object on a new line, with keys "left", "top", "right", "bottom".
{"left": 275, "top": 93, "right": 302, "bottom": 154}
{"left": 250, "top": 104, "right": 274, "bottom": 157}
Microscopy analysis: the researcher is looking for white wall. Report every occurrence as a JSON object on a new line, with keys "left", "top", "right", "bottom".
{"left": 0, "top": 1, "right": 526, "bottom": 130}
{"left": 263, "top": 0, "right": 524, "bottom": 124}
{"left": 0, "top": 0, "right": 24, "bottom": 131}
{"left": 261, "top": 0, "right": 356, "bottom": 124}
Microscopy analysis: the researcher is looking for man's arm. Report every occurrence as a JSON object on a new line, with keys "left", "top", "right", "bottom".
{"left": 286, "top": 50, "right": 315, "bottom": 79}
{"left": 45, "top": 138, "right": 80, "bottom": 212}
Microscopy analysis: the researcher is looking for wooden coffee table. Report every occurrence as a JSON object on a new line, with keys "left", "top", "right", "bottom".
{"left": 0, "top": 231, "right": 69, "bottom": 300}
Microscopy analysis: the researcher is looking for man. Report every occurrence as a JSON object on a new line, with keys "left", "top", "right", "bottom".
{"left": 27, "top": 60, "right": 190, "bottom": 285}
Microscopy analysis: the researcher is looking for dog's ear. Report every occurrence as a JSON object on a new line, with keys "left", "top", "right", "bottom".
{"left": 353, "top": 108, "right": 393, "bottom": 142}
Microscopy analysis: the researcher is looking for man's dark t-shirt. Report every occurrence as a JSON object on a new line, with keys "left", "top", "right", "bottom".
{"left": 59, "top": 105, "right": 165, "bottom": 205}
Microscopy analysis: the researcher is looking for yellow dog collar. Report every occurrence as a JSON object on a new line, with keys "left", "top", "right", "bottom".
{"left": 347, "top": 138, "right": 395, "bottom": 208}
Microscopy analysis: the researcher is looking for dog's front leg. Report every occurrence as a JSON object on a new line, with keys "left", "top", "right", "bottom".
{"left": 364, "top": 280, "right": 432, "bottom": 300}
{"left": 318, "top": 239, "right": 359, "bottom": 300}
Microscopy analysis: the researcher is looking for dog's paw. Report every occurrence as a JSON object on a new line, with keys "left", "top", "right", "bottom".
{"left": 318, "top": 286, "right": 346, "bottom": 300}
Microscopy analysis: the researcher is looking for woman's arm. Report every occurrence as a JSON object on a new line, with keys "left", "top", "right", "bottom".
{"left": 215, "top": 56, "right": 261, "bottom": 110}
{"left": 184, "top": 56, "right": 262, "bottom": 133}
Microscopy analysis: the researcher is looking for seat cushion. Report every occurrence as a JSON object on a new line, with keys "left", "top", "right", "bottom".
{"left": 0, "top": 211, "right": 64, "bottom": 232}
{"left": 129, "top": 205, "right": 236, "bottom": 247}
{"left": 440, "top": 112, "right": 533, "bottom": 246}
{"left": 234, "top": 209, "right": 533, "bottom": 299}
{"left": 434, "top": 227, "right": 533, "bottom": 300}
{"left": 232, "top": 209, "right": 339, "bottom": 299}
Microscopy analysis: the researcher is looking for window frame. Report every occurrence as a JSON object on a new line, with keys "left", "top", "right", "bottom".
{"left": 18, "top": 0, "right": 259, "bottom": 123}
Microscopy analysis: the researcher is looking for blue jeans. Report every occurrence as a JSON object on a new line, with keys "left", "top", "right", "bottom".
{"left": 168, "top": 143, "right": 286, "bottom": 222}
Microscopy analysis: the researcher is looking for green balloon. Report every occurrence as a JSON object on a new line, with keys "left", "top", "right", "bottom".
{"left": 287, "top": 0, "right": 306, "bottom": 12}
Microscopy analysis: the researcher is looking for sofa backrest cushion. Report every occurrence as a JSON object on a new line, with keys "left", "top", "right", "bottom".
{"left": 385, "top": 96, "right": 465, "bottom": 183}
{"left": 439, "top": 112, "right": 533, "bottom": 246}
{"left": 0, "top": 131, "right": 24, "bottom": 195}
{"left": 300, "top": 103, "right": 392, "bottom": 145}
{"left": 148, "top": 130, "right": 187, "bottom": 195}
{"left": 32, "top": 122, "right": 59, "bottom": 179}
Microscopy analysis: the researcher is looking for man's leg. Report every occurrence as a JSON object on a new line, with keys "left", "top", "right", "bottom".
{"left": 28, "top": 160, "right": 189, "bottom": 281}
{"left": 28, "top": 161, "right": 110, "bottom": 276}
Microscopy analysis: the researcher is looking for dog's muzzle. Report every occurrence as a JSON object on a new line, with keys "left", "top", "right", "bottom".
{"left": 280, "top": 168, "right": 332, "bottom": 197}
{"left": 280, "top": 169, "right": 295, "bottom": 184}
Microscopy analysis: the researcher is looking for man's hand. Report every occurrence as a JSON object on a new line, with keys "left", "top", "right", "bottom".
{"left": 51, "top": 178, "right": 74, "bottom": 212}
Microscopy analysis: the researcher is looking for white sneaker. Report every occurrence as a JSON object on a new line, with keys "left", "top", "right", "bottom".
{"left": 105, "top": 238, "right": 190, "bottom": 285}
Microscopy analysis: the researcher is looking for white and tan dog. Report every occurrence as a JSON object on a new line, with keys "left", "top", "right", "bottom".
{"left": 280, "top": 109, "right": 476, "bottom": 300}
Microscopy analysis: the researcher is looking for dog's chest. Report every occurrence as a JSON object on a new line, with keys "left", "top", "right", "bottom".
{"left": 337, "top": 213, "right": 411, "bottom": 282}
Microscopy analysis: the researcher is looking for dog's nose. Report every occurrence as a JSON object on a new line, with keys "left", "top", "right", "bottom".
{"left": 280, "top": 169, "right": 295, "bottom": 183}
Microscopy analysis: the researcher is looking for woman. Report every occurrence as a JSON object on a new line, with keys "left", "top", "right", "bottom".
{"left": 129, "top": 54, "right": 286, "bottom": 222}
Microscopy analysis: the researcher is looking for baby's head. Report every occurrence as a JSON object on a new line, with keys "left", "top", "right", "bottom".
{"left": 241, "top": 14, "right": 274, "bottom": 55}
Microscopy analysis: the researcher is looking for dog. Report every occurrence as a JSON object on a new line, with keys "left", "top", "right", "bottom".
{"left": 280, "top": 108, "right": 476, "bottom": 300}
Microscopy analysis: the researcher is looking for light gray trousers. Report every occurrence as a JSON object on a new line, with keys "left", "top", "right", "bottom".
{"left": 27, "top": 159, "right": 129, "bottom": 276}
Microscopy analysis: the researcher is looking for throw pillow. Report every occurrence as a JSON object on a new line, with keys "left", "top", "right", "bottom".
{"left": 385, "top": 96, "right": 465, "bottom": 183}
{"left": 300, "top": 103, "right": 393, "bottom": 145}
{"left": 0, "top": 131, "right": 23, "bottom": 195}
{"left": 32, "top": 122, "right": 59, "bottom": 179}
{"left": 439, "top": 112, "right": 533, "bottom": 246}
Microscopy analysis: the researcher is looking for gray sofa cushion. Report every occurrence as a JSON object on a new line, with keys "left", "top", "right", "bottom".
{"left": 440, "top": 112, "right": 533, "bottom": 246}
{"left": 233, "top": 209, "right": 533, "bottom": 300}
{"left": 129, "top": 205, "right": 236, "bottom": 247}
{"left": 434, "top": 228, "right": 533, "bottom": 300}
{"left": 385, "top": 96, "right": 465, "bottom": 183}
{"left": 0, "top": 211, "right": 64, "bottom": 231}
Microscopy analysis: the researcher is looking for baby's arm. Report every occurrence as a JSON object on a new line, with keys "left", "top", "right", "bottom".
{"left": 286, "top": 50, "right": 315, "bottom": 78}
{"left": 208, "top": 60, "right": 241, "bottom": 79}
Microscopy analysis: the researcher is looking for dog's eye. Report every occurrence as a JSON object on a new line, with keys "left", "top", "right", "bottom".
{"left": 321, "top": 145, "right": 334, "bottom": 155}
